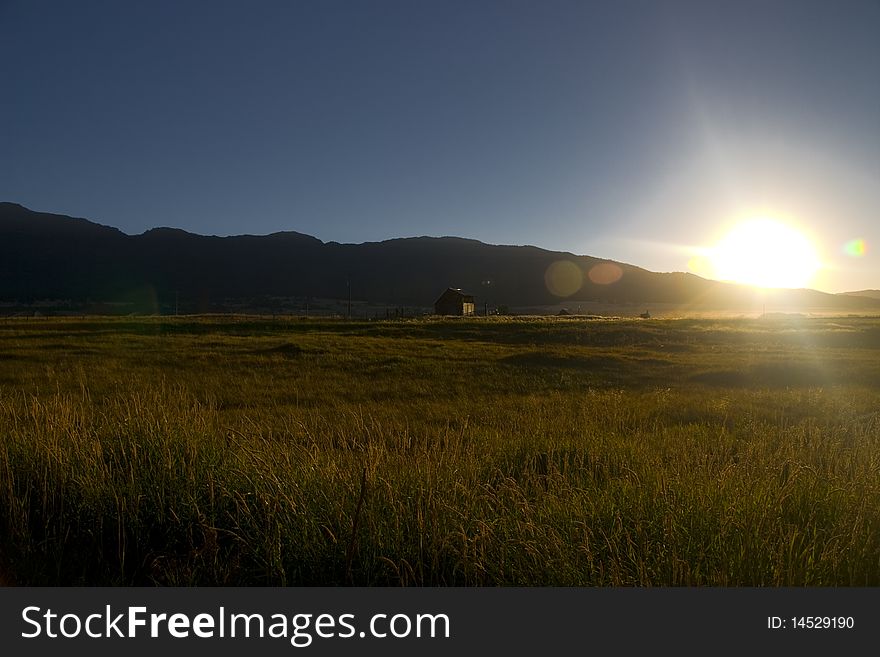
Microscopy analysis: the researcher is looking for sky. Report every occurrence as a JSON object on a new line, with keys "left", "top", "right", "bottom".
{"left": 1, "top": 0, "right": 877, "bottom": 293}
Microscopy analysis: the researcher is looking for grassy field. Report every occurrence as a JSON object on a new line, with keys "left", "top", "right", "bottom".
{"left": 1, "top": 314, "right": 879, "bottom": 585}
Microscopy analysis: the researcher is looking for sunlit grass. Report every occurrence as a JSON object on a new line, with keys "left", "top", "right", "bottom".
{"left": 0, "top": 315, "right": 878, "bottom": 585}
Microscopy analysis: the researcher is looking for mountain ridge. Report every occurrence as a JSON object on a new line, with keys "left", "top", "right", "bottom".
{"left": 838, "top": 290, "right": 880, "bottom": 300}
{"left": 1, "top": 202, "right": 877, "bottom": 314}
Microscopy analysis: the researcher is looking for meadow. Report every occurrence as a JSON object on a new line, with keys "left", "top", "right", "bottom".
{"left": 1, "top": 314, "right": 879, "bottom": 585}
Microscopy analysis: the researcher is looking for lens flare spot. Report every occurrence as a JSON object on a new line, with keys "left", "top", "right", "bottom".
{"left": 844, "top": 238, "right": 867, "bottom": 257}
{"left": 687, "top": 255, "right": 713, "bottom": 278}
{"left": 544, "top": 260, "right": 583, "bottom": 297}
{"left": 587, "top": 262, "right": 623, "bottom": 285}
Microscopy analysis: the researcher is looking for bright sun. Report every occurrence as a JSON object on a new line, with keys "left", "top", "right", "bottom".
{"left": 706, "top": 217, "right": 822, "bottom": 289}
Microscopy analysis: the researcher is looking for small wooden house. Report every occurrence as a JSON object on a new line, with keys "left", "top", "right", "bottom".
{"left": 434, "top": 288, "right": 475, "bottom": 316}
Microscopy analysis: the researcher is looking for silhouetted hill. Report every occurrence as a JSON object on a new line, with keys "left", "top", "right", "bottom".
{"left": 1, "top": 202, "right": 878, "bottom": 314}
{"left": 839, "top": 290, "right": 880, "bottom": 300}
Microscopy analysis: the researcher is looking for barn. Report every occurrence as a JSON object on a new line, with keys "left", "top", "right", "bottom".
{"left": 434, "top": 288, "right": 475, "bottom": 316}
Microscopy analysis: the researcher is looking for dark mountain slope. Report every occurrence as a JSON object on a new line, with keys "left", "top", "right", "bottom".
{"left": 1, "top": 202, "right": 877, "bottom": 313}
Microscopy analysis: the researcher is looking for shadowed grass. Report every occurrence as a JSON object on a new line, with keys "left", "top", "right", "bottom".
{"left": 0, "top": 315, "right": 879, "bottom": 585}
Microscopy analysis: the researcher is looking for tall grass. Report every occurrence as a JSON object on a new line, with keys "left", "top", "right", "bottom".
{"left": 0, "top": 315, "right": 878, "bottom": 584}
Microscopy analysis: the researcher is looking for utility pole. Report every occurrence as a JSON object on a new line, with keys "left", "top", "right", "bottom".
{"left": 347, "top": 277, "right": 351, "bottom": 320}
{"left": 482, "top": 279, "right": 492, "bottom": 316}
{"left": 175, "top": 290, "right": 179, "bottom": 316}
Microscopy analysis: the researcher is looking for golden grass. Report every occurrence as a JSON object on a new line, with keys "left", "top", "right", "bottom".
{"left": 0, "top": 315, "right": 878, "bottom": 584}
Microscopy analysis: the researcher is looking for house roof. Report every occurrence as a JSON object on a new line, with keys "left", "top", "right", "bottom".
{"left": 435, "top": 287, "right": 474, "bottom": 304}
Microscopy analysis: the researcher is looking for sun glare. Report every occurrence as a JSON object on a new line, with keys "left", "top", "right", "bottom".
{"left": 705, "top": 217, "right": 821, "bottom": 289}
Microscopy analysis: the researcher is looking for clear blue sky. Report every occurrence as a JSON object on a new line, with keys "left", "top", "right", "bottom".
{"left": 2, "top": 0, "right": 877, "bottom": 292}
